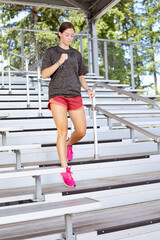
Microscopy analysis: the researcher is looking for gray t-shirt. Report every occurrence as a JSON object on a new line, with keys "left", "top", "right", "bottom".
{"left": 42, "top": 45, "right": 88, "bottom": 99}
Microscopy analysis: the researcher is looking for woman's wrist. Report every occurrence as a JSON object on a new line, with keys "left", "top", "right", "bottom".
{"left": 58, "top": 60, "right": 62, "bottom": 65}
{"left": 86, "top": 88, "right": 91, "bottom": 93}
{"left": 55, "top": 61, "right": 60, "bottom": 67}
{"left": 55, "top": 60, "right": 63, "bottom": 68}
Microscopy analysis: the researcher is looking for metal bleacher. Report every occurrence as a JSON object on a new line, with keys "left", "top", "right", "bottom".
{"left": 0, "top": 73, "right": 160, "bottom": 240}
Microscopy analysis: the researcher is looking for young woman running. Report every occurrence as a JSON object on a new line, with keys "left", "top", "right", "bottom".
{"left": 41, "top": 22, "right": 94, "bottom": 187}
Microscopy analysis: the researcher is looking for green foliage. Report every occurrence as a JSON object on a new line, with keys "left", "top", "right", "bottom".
{"left": 65, "top": 11, "right": 87, "bottom": 33}
{"left": 96, "top": 0, "right": 160, "bottom": 90}
{"left": 0, "top": 3, "right": 64, "bottom": 67}
{"left": 0, "top": 3, "right": 30, "bottom": 27}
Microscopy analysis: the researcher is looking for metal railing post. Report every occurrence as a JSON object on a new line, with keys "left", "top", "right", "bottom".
{"left": 1, "top": 49, "right": 4, "bottom": 88}
{"left": 107, "top": 116, "right": 112, "bottom": 129}
{"left": 92, "top": 92, "right": 99, "bottom": 160}
{"left": 8, "top": 55, "right": 11, "bottom": 93}
{"left": 21, "top": 30, "right": 24, "bottom": 71}
{"left": 130, "top": 128, "right": 135, "bottom": 142}
{"left": 91, "top": 20, "right": 99, "bottom": 75}
{"left": 130, "top": 44, "right": 135, "bottom": 89}
{"left": 88, "top": 36, "right": 93, "bottom": 73}
{"left": 158, "top": 143, "right": 160, "bottom": 154}
{"left": 80, "top": 35, "right": 83, "bottom": 57}
{"left": 104, "top": 41, "right": 109, "bottom": 80}
{"left": 25, "top": 57, "right": 30, "bottom": 107}
{"left": 37, "top": 65, "right": 42, "bottom": 116}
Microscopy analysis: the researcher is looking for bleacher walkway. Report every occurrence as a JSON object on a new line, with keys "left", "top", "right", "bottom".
{"left": 0, "top": 74, "right": 160, "bottom": 240}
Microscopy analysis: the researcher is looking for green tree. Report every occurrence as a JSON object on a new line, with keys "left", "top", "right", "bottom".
{"left": 96, "top": 0, "right": 160, "bottom": 90}
{"left": 0, "top": 3, "right": 64, "bottom": 67}
{"left": 139, "top": 0, "right": 160, "bottom": 93}
{"left": 96, "top": 1, "right": 138, "bottom": 81}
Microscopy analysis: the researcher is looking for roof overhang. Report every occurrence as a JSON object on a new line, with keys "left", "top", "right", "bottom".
{"left": 0, "top": 0, "right": 121, "bottom": 20}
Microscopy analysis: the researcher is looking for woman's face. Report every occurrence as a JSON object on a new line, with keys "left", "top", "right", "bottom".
{"left": 59, "top": 28, "right": 74, "bottom": 46}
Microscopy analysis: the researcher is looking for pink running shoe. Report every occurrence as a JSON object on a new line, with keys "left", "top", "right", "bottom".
{"left": 61, "top": 167, "right": 76, "bottom": 187}
{"left": 67, "top": 138, "right": 73, "bottom": 161}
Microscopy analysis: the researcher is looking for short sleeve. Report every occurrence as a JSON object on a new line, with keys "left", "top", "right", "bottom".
{"left": 78, "top": 52, "right": 88, "bottom": 76}
{"left": 41, "top": 49, "right": 52, "bottom": 71}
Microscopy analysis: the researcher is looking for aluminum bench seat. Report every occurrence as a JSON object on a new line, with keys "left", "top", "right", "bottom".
{"left": 0, "top": 199, "right": 159, "bottom": 240}
{"left": 0, "top": 197, "right": 100, "bottom": 240}
{"left": 0, "top": 126, "right": 23, "bottom": 145}
{"left": 0, "top": 168, "right": 159, "bottom": 207}
{"left": 0, "top": 144, "right": 41, "bottom": 169}
{"left": 0, "top": 153, "right": 160, "bottom": 201}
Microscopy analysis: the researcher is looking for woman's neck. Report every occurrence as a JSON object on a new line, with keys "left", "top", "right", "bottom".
{"left": 59, "top": 43, "right": 70, "bottom": 50}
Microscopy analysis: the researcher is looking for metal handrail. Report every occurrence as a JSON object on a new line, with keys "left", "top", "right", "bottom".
{"left": 10, "top": 66, "right": 24, "bottom": 73}
{"left": 28, "top": 59, "right": 43, "bottom": 116}
{"left": 23, "top": 59, "right": 43, "bottom": 116}
{"left": 92, "top": 82, "right": 160, "bottom": 109}
{"left": 96, "top": 106, "right": 160, "bottom": 142}
{"left": 92, "top": 82, "right": 160, "bottom": 159}
{"left": 0, "top": 48, "right": 4, "bottom": 88}
{"left": 7, "top": 52, "right": 43, "bottom": 112}
{"left": 89, "top": 37, "right": 160, "bottom": 49}
{"left": 8, "top": 52, "right": 30, "bottom": 106}
{"left": 8, "top": 52, "right": 26, "bottom": 59}
{"left": 29, "top": 59, "right": 42, "bottom": 71}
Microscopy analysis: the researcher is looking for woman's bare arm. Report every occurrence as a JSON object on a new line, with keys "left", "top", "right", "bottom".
{"left": 41, "top": 63, "right": 58, "bottom": 79}
{"left": 79, "top": 75, "right": 95, "bottom": 98}
{"left": 41, "top": 53, "right": 68, "bottom": 79}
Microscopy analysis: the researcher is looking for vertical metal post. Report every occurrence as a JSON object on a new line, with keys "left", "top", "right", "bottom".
{"left": 157, "top": 143, "right": 160, "bottom": 154}
{"left": 8, "top": 55, "right": 11, "bottom": 93}
{"left": 86, "top": 15, "right": 92, "bottom": 73}
{"left": 130, "top": 44, "right": 135, "bottom": 89}
{"left": 88, "top": 35, "right": 93, "bottom": 73}
{"left": 37, "top": 65, "right": 42, "bottom": 116}
{"left": 92, "top": 90, "right": 99, "bottom": 160}
{"left": 104, "top": 41, "right": 109, "bottom": 80}
{"left": 80, "top": 35, "right": 83, "bottom": 57}
{"left": 33, "top": 175, "right": 45, "bottom": 202}
{"left": 130, "top": 128, "right": 135, "bottom": 143}
{"left": 91, "top": 20, "right": 99, "bottom": 75}
{"left": 1, "top": 132, "right": 7, "bottom": 146}
{"left": 1, "top": 49, "right": 4, "bottom": 88}
{"left": 107, "top": 117, "right": 112, "bottom": 130}
{"left": 21, "top": 30, "right": 24, "bottom": 71}
{"left": 65, "top": 214, "right": 75, "bottom": 240}
{"left": 14, "top": 150, "right": 22, "bottom": 170}
{"left": 26, "top": 57, "right": 30, "bottom": 107}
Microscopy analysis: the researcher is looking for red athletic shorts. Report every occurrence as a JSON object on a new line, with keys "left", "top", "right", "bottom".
{"left": 47, "top": 96, "right": 83, "bottom": 111}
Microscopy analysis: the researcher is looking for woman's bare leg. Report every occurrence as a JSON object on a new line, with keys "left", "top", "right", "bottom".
{"left": 67, "top": 107, "right": 86, "bottom": 146}
{"left": 50, "top": 103, "right": 68, "bottom": 167}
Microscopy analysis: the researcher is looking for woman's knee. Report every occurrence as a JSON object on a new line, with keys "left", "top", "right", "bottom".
{"left": 57, "top": 127, "right": 68, "bottom": 138}
{"left": 77, "top": 127, "right": 86, "bottom": 138}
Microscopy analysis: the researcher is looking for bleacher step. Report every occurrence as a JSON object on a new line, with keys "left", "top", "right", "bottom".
{"left": 0, "top": 200, "right": 160, "bottom": 240}
{"left": 0, "top": 170, "right": 160, "bottom": 206}
{"left": 0, "top": 151, "right": 152, "bottom": 168}
{"left": 0, "top": 154, "right": 160, "bottom": 192}
{"left": 0, "top": 141, "right": 159, "bottom": 168}
{"left": 1, "top": 74, "right": 160, "bottom": 240}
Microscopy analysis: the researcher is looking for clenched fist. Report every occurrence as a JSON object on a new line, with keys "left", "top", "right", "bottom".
{"left": 59, "top": 54, "right": 68, "bottom": 64}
